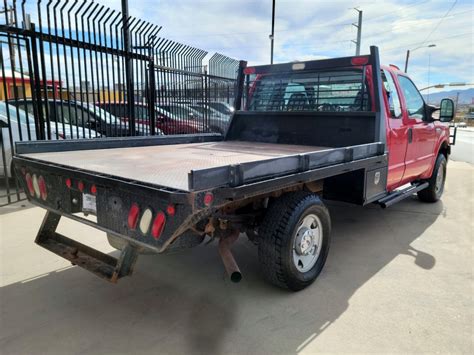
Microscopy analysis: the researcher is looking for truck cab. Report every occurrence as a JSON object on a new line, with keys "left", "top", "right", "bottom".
{"left": 380, "top": 64, "right": 452, "bottom": 191}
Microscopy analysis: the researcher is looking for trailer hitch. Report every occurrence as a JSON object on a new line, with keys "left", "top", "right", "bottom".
{"left": 35, "top": 211, "right": 139, "bottom": 283}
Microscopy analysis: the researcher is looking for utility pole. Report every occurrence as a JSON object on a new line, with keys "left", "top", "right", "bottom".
{"left": 351, "top": 8, "right": 362, "bottom": 55}
{"left": 455, "top": 91, "right": 460, "bottom": 118}
{"left": 270, "top": 0, "right": 275, "bottom": 64}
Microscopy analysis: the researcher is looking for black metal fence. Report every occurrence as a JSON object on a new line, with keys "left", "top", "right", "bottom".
{"left": 0, "top": 0, "right": 240, "bottom": 205}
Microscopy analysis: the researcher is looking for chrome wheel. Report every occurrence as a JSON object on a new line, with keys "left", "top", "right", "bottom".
{"left": 435, "top": 162, "right": 445, "bottom": 194}
{"left": 293, "top": 214, "right": 323, "bottom": 272}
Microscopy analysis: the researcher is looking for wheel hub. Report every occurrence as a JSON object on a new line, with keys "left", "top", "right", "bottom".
{"left": 292, "top": 214, "right": 323, "bottom": 273}
{"left": 295, "top": 228, "right": 316, "bottom": 255}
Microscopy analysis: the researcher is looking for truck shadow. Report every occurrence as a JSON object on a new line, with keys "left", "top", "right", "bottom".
{"left": 0, "top": 197, "right": 443, "bottom": 355}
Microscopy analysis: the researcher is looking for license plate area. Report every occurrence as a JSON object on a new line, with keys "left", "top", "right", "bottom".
{"left": 82, "top": 193, "right": 97, "bottom": 214}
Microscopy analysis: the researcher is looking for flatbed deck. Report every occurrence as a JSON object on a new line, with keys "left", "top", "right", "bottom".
{"left": 23, "top": 141, "right": 328, "bottom": 191}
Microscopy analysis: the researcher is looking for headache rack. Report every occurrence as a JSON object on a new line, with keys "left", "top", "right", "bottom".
{"left": 234, "top": 46, "right": 387, "bottom": 151}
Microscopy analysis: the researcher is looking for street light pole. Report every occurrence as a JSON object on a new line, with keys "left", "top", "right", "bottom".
{"left": 404, "top": 50, "right": 410, "bottom": 73}
{"left": 270, "top": 0, "right": 275, "bottom": 64}
{"left": 404, "top": 43, "right": 436, "bottom": 73}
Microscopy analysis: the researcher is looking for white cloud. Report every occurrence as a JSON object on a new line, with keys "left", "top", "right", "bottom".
{"left": 13, "top": 0, "right": 474, "bottom": 94}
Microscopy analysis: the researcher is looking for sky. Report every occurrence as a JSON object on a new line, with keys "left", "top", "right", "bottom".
{"left": 8, "top": 0, "right": 473, "bottom": 95}
{"left": 92, "top": 0, "right": 473, "bottom": 93}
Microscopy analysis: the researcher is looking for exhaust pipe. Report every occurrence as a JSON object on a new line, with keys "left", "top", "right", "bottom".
{"left": 218, "top": 230, "right": 242, "bottom": 283}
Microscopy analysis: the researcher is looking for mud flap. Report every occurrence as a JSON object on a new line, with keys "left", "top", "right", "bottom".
{"left": 35, "top": 211, "right": 139, "bottom": 283}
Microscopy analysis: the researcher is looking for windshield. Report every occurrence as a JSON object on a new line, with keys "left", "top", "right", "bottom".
{"left": 0, "top": 102, "right": 35, "bottom": 125}
{"left": 246, "top": 69, "right": 370, "bottom": 112}
{"left": 159, "top": 105, "right": 201, "bottom": 119}
{"left": 207, "top": 102, "right": 233, "bottom": 114}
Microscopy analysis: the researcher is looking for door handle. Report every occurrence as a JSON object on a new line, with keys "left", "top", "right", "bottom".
{"left": 408, "top": 128, "right": 413, "bottom": 143}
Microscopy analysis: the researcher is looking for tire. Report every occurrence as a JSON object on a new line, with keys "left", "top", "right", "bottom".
{"left": 258, "top": 191, "right": 331, "bottom": 291}
{"left": 417, "top": 154, "right": 447, "bottom": 203}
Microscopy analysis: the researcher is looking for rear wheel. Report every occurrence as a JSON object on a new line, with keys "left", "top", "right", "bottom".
{"left": 258, "top": 191, "right": 331, "bottom": 291}
{"left": 417, "top": 154, "right": 447, "bottom": 202}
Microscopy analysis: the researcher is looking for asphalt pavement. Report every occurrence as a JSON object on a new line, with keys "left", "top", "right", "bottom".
{"left": 451, "top": 128, "right": 474, "bottom": 165}
{"left": 0, "top": 160, "right": 472, "bottom": 354}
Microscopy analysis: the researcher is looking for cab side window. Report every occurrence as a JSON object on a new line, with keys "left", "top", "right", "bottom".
{"left": 382, "top": 70, "right": 402, "bottom": 118}
{"left": 398, "top": 75, "right": 425, "bottom": 120}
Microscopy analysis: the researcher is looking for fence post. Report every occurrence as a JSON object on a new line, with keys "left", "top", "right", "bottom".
{"left": 29, "top": 23, "right": 46, "bottom": 140}
{"left": 203, "top": 65, "right": 209, "bottom": 131}
{"left": 148, "top": 53, "right": 156, "bottom": 135}
{"left": 234, "top": 60, "right": 247, "bottom": 111}
{"left": 121, "top": 0, "right": 135, "bottom": 135}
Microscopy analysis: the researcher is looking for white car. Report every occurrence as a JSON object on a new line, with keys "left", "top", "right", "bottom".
{"left": 0, "top": 102, "right": 99, "bottom": 177}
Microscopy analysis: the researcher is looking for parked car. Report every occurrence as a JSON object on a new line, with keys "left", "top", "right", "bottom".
{"left": 98, "top": 102, "right": 204, "bottom": 135}
{"left": 158, "top": 103, "right": 204, "bottom": 120}
{"left": 157, "top": 103, "right": 223, "bottom": 133}
{"left": 197, "top": 101, "right": 234, "bottom": 115}
{"left": 0, "top": 102, "right": 99, "bottom": 177}
{"left": 8, "top": 99, "right": 131, "bottom": 137}
{"left": 187, "top": 103, "right": 230, "bottom": 133}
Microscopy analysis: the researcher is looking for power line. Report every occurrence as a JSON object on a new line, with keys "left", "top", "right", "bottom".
{"left": 383, "top": 31, "right": 473, "bottom": 53}
{"left": 163, "top": 0, "right": 432, "bottom": 40}
{"left": 420, "top": 0, "right": 458, "bottom": 46}
{"left": 363, "top": 0, "right": 431, "bottom": 23}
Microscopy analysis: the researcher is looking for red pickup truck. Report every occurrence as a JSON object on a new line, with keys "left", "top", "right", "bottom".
{"left": 13, "top": 46, "right": 456, "bottom": 291}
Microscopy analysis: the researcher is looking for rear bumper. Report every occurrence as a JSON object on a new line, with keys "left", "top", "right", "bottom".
{"left": 12, "top": 156, "right": 207, "bottom": 253}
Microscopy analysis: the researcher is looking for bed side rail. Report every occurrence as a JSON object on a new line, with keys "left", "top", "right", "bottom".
{"left": 188, "top": 142, "right": 385, "bottom": 190}
{"left": 15, "top": 133, "right": 222, "bottom": 155}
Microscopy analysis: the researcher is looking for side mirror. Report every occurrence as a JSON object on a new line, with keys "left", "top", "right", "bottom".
{"left": 439, "top": 98, "right": 455, "bottom": 122}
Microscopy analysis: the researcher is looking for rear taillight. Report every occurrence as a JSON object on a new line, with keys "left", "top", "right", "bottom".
{"left": 204, "top": 192, "right": 214, "bottom": 207}
{"left": 38, "top": 176, "right": 47, "bottom": 200}
{"left": 90, "top": 184, "right": 97, "bottom": 195}
{"left": 166, "top": 204, "right": 175, "bottom": 216}
{"left": 65, "top": 178, "right": 72, "bottom": 189}
{"left": 139, "top": 208, "right": 153, "bottom": 235}
{"left": 351, "top": 56, "right": 369, "bottom": 66}
{"left": 128, "top": 203, "right": 140, "bottom": 230}
{"left": 151, "top": 212, "right": 166, "bottom": 240}
{"left": 32, "top": 174, "right": 40, "bottom": 198}
{"left": 25, "top": 173, "right": 35, "bottom": 196}
{"left": 78, "top": 181, "right": 84, "bottom": 192}
{"left": 243, "top": 67, "right": 256, "bottom": 74}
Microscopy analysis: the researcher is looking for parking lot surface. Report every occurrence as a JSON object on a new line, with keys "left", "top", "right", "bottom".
{"left": 0, "top": 161, "right": 472, "bottom": 354}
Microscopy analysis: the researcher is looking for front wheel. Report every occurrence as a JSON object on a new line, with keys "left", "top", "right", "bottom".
{"left": 417, "top": 154, "right": 447, "bottom": 203}
{"left": 258, "top": 191, "right": 331, "bottom": 291}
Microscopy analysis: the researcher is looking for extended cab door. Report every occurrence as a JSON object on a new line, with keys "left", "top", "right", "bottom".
{"left": 397, "top": 75, "right": 436, "bottom": 181}
{"left": 382, "top": 69, "right": 407, "bottom": 189}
